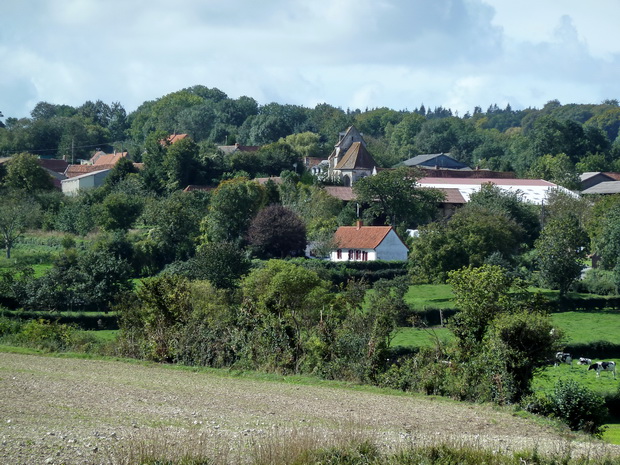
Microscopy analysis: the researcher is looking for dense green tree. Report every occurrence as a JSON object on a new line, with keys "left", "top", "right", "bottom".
{"left": 3, "top": 152, "right": 54, "bottom": 192}
{"left": 280, "top": 131, "right": 323, "bottom": 158}
{"left": 448, "top": 264, "right": 516, "bottom": 352}
{"left": 535, "top": 213, "right": 587, "bottom": 296}
{"left": 103, "top": 156, "right": 138, "bottom": 190}
{"left": 22, "top": 247, "right": 132, "bottom": 312}
{"left": 528, "top": 153, "right": 580, "bottom": 190}
{"left": 353, "top": 166, "right": 443, "bottom": 233}
{"left": 95, "top": 192, "right": 144, "bottom": 231}
{"left": 414, "top": 117, "right": 480, "bottom": 165}
{"left": 354, "top": 107, "right": 403, "bottom": 139}
{"left": 386, "top": 113, "right": 426, "bottom": 162}
{"left": 118, "top": 274, "right": 192, "bottom": 361}
{"left": 54, "top": 195, "right": 96, "bottom": 236}
{"left": 201, "top": 177, "right": 266, "bottom": 244}
{"left": 162, "top": 136, "right": 201, "bottom": 191}
{"left": 409, "top": 204, "right": 525, "bottom": 283}
{"left": 193, "top": 242, "right": 250, "bottom": 289}
{"left": 467, "top": 183, "right": 540, "bottom": 246}
{"left": 108, "top": 101, "right": 129, "bottom": 141}
{"left": 241, "top": 260, "right": 332, "bottom": 371}
{"left": 141, "top": 191, "right": 205, "bottom": 263}
{"left": 140, "top": 130, "right": 169, "bottom": 193}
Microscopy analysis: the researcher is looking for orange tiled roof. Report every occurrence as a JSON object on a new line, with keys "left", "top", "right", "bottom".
{"left": 324, "top": 186, "right": 356, "bottom": 201}
{"left": 333, "top": 225, "right": 394, "bottom": 250}
{"left": 168, "top": 133, "right": 188, "bottom": 144}
{"left": 65, "top": 164, "right": 116, "bottom": 178}
{"left": 90, "top": 151, "right": 128, "bottom": 166}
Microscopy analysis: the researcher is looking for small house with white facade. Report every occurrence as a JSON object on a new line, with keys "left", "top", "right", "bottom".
{"left": 331, "top": 222, "right": 408, "bottom": 262}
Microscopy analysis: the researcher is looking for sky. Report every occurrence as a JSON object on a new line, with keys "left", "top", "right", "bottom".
{"left": 2, "top": 0, "right": 620, "bottom": 120}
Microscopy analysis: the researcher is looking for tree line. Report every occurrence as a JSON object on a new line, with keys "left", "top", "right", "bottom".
{"left": 3, "top": 89, "right": 620, "bottom": 188}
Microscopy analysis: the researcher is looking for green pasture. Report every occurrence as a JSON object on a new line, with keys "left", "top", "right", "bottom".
{"left": 551, "top": 312, "right": 620, "bottom": 344}
{"left": 404, "top": 284, "right": 454, "bottom": 310}
{"left": 403, "top": 283, "right": 610, "bottom": 312}
{"left": 391, "top": 326, "right": 453, "bottom": 348}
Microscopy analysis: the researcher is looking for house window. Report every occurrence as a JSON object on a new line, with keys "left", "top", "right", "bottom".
{"left": 355, "top": 250, "right": 361, "bottom": 260}
{"left": 348, "top": 249, "right": 354, "bottom": 260}
{"left": 337, "top": 249, "right": 342, "bottom": 259}
{"left": 362, "top": 251, "right": 368, "bottom": 261}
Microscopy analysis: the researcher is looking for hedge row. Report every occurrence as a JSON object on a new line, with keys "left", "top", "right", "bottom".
{"left": 287, "top": 258, "right": 408, "bottom": 285}
{"left": 0, "top": 310, "right": 118, "bottom": 330}
{"left": 564, "top": 341, "right": 620, "bottom": 360}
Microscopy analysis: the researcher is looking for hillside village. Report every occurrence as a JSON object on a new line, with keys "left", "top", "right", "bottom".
{"left": 1, "top": 92, "right": 620, "bottom": 450}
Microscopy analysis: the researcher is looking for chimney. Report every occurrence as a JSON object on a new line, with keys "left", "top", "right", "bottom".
{"left": 356, "top": 220, "right": 363, "bottom": 230}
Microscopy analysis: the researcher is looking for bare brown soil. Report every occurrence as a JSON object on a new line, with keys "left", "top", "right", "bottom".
{"left": 0, "top": 352, "right": 618, "bottom": 464}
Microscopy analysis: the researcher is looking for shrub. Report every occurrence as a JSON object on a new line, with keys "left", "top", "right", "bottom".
{"left": 13, "top": 318, "right": 94, "bottom": 352}
{"left": 0, "top": 314, "right": 23, "bottom": 337}
{"left": 549, "top": 380, "right": 608, "bottom": 436}
{"left": 574, "top": 268, "right": 618, "bottom": 295}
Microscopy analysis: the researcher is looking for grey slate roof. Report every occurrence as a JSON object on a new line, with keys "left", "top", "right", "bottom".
{"left": 582, "top": 181, "right": 620, "bottom": 195}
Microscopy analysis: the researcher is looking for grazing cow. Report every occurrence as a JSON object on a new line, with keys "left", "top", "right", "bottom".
{"left": 578, "top": 357, "right": 592, "bottom": 365}
{"left": 589, "top": 361, "right": 616, "bottom": 379}
{"left": 555, "top": 352, "right": 572, "bottom": 366}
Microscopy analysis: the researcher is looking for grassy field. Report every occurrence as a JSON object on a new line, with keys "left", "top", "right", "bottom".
{"left": 551, "top": 312, "right": 620, "bottom": 344}
{"left": 403, "top": 283, "right": 611, "bottom": 311}
{"left": 394, "top": 288, "right": 620, "bottom": 445}
{"left": 404, "top": 284, "right": 454, "bottom": 309}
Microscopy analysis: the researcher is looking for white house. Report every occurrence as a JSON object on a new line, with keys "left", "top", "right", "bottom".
{"left": 331, "top": 222, "right": 408, "bottom": 262}
{"left": 61, "top": 169, "right": 111, "bottom": 196}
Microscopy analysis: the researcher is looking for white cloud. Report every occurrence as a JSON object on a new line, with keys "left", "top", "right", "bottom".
{"left": 1, "top": 0, "right": 620, "bottom": 120}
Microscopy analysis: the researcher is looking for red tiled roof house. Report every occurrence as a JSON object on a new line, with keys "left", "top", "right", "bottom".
{"left": 331, "top": 222, "right": 408, "bottom": 262}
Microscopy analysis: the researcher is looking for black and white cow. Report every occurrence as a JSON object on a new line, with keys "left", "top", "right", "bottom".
{"left": 578, "top": 357, "right": 592, "bottom": 365}
{"left": 588, "top": 361, "right": 616, "bottom": 379}
{"left": 555, "top": 352, "right": 572, "bottom": 366}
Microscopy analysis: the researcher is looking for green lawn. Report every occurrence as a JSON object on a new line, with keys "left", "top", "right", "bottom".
{"left": 551, "top": 312, "right": 620, "bottom": 344}
{"left": 404, "top": 284, "right": 454, "bottom": 309}
{"left": 403, "top": 283, "right": 611, "bottom": 311}
{"left": 88, "top": 329, "right": 118, "bottom": 342}
{"left": 391, "top": 326, "right": 452, "bottom": 348}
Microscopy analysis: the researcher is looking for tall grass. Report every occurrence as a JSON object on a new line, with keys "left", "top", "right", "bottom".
{"left": 107, "top": 426, "right": 620, "bottom": 465}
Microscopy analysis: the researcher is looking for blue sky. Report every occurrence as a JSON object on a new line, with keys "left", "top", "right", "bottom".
{"left": 2, "top": 0, "right": 620, "bottom": 119}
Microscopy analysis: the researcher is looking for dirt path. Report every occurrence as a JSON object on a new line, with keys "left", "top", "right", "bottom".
{"left": 0, "top": 352, "right": 618, "bottom": 464}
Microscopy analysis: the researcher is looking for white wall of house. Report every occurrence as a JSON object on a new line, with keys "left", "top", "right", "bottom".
{"left": 375, "top": 230, "right": 409, "bottom": 261}
{"left": 330, "top": 248, "right": 377, "bottom": 262}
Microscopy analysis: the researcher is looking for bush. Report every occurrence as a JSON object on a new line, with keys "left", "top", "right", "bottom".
{"left": 0, "top": 314, "right": 23, "bottom": 337}
{"left": 13, "top": 318, "right": 97, "bottom": 352}
{"left": 549, "top": 380, "right": 608, "bottom": 436}
{"left": 574, "top": 268, "right": 618, "bottom": 295}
